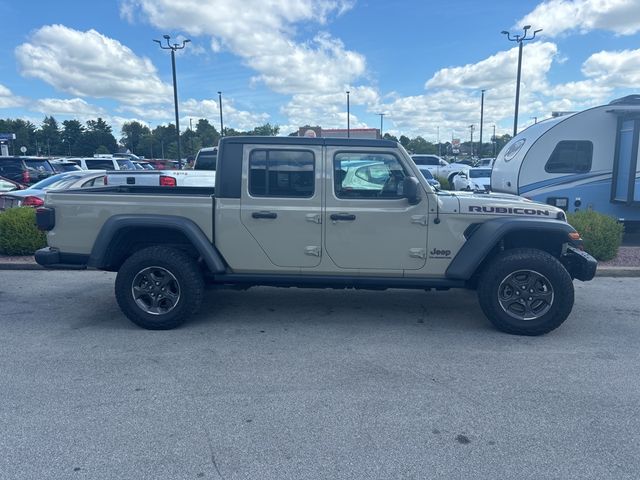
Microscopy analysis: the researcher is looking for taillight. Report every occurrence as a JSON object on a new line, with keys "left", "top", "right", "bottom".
{"left": 22, "top": 196, "right": 45, "bottom": 207}
{"left": 22, "top": 171, "right": 30, "bottom": 184}
{"left": 160, "top": 175, "right": 177, "bottom": 187}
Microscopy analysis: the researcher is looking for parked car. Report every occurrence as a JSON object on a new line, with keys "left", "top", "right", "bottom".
{"left": 0, "top": 170, "right": 106, "bottom": 210}
{"left": 0, "top": 156, "right": 55, "bottom": 185}
{"left": 133, "top": 161, "right": 155, "bottom": 170}
{"left": 452, "top": 167, "right": 492, "bottom": 191}
{"left": 51, "top": 159, "right": 84, "bottom": 173}
{"left": 416, "top": 166, "right": 441, "bottom": 189}
{"left": 410, "top": 154, "right": 468, "bottom": 185}
{"left": 68, "top": 157, "right": 136, "bottom": 171}
{"left": 0, "top": 176, "right": 26, "bottom": 193}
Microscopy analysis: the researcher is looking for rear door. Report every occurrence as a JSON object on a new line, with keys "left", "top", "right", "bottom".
{"left": 325, "top": 148, "right": 429, "bottom": 271}
{"left": 240, "top": 145, "right": 322, "bottom": 268}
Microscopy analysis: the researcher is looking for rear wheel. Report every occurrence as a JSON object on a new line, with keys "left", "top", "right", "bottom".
{"left": 478, "top": 248, "right": 574, "bottom": 335}
{"left": 115, "top": 246, "right": 204, "bottom": 329}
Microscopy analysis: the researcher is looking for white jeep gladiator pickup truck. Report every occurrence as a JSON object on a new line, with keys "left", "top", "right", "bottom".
{"left": 35, "top": 136, "right": 596, "bottom": 335}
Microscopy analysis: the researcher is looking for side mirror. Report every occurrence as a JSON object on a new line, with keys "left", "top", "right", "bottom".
{"left": 404, "top": 176, "right": 422, "bottom": 205}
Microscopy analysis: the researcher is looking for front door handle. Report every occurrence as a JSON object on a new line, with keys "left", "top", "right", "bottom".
{"left": 330, "top": 213, "right": 356, "bottom": 221}
{"left": 252, "top": 211, "right": 277, "bottom": 219}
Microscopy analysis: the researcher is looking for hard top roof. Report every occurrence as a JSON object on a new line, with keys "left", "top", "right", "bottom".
{"left": 220, "top": 136, "right": 398, "bottom": 148}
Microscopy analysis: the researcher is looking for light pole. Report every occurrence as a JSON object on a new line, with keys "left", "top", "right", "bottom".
{"left": 492, "top": 124, "right": 497, "bottom": 157}
{"left": 437, "top": 126, "right": 441, "bottom": 156}
{"left": 469, "top": 125, "right": 475, "bottom": 157}
{"left": 218, "top": 91, "right": 224, "bottom": 137}
{"left": 346, "top": 91, "right": 350, "bottom": 138}
{"left": 377, "top": 112, "right": 385, "bottom": 138}
{"left": 189, "top": 117, "right": 194, "bottom": 157}
{"left": 479, "top": 89, "right": 485, "bottom": 158}
{"left": 531, "top": 116, "right": 538, "bottom": 124}
{"left": 502, "top": 25, "right": 542, "bottom": 137}
{"left": 154, "top": 34, "right": 190, "bottom": 168}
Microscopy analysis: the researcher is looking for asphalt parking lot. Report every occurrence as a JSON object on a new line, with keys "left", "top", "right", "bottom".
{"left": 1, "top": 271, "right": 639, "bottom": 480}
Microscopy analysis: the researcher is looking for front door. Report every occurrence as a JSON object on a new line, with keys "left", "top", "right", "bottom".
{"left": 324, "top": 148, "right": 429, "bottom": 271}
{"left": 240, "top": 146, "right": 322, "bottom": 268}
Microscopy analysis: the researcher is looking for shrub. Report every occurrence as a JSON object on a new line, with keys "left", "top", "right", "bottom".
{"left": 0, "top": 207, "right": 47, "bottom": 255}
{"left": 567, "top": 210, "right": 624, "bottom": 261}
{"left": 435, "top": 175, "right": 451, "bottom": 190}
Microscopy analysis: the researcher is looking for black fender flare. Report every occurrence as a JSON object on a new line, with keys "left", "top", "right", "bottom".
{"left": 87, "top": 214, "right": 226, "bottom": 273}
{"left": 445, "top": 217, "right": 576, "bottom": 280}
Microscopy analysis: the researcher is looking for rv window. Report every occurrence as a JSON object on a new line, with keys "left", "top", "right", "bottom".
{"left": 545, "top": 141, "right": 593, "bottom": 174}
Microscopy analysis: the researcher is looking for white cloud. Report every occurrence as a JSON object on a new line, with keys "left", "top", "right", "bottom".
{"left": 181, "top": 98, "right": 269, "bottom": 131}
{"left": 426, "top": 42, "right": 557, "bottom": 92}
{"left": 16, "top": 24, "right": 172, "bottom": 105}
{"left": 517, "top": 0, "right": 640, "bottom": 37}
{"left": 121, "top": 0, "right": 365, "bottom": 95}
{"left": 281, "top": 86, "right": 379, "bottom": 130}
{"left": 0, "top": 84, "right": 27, "bottom": 109}
{"left": 32, "top": 98, "right": 105, "bottom": 116}
{"left": 582, "top": 48, "right": 640, "bottom": 86}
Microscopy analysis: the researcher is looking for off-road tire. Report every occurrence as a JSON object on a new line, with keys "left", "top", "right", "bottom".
{"left": 478, "top": 248, "right": 574, "bottom": 336}
{"left": 115, "top": 246, "right": 204, "bottom": 330}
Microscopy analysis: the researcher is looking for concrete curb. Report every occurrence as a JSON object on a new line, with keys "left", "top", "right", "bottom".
{"left": 1, "top": 259, "right": 640, "bottom": 277}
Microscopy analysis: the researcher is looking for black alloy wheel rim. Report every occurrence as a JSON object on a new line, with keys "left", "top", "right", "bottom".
{"left": 131, "top": 266, "right": 181, "bottom": 315}
{"left": 497, "top": 269, "right": 554, "bottom": 321}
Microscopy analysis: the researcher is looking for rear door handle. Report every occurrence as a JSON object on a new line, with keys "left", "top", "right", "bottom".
{"left": 330, "top": 213, "right": 356, "bottom": 221}
{"left": 252, "top": 211, "right": 277, "bottom": 219}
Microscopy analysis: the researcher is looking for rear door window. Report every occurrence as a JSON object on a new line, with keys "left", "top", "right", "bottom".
{"left": 249, "top": 149, "right": 315, "bottom": 198}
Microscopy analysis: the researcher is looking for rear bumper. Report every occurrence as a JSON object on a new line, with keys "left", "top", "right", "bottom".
{"left": 35, "top": 247, "right": 88, "bottom": 270}
{"left": 562, "top": 246, "right": 597, "bottom": 281}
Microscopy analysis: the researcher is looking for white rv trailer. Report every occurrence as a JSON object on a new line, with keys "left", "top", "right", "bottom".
{"left": 491, "top": 95, "right": 640, "bottom": 221}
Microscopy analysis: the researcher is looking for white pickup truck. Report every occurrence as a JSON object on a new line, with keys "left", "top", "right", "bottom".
{"left": 105, "top": 169, "right": 216, "bottom": 187}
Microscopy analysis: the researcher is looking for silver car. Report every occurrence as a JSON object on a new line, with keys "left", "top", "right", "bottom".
{"left": 0, "top": 170, "right": 106, "bottom": 210}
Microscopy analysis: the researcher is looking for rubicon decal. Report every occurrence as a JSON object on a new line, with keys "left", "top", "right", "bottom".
{"left": 468, "top": 206, "right": 550, "bottom": 216}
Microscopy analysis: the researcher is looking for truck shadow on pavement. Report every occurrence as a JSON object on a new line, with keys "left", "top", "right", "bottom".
{"left": 188, "top": 286, "right": 489, "bottom": 333}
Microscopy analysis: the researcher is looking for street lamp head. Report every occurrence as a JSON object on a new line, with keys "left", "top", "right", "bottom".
{"left": 523, "top": 25, "right": 531, "bottom": 30}
{"left": 163, "top": 34, "right": 170, "bottom": 40}
{"left": 534, "top": 29, "right": 543, "bottom": 34}
{"left": 501, "top": 30, "right": 509, "bottom": 35}
{"left": 153, "top": 39, "right": 161, "bottom": 45}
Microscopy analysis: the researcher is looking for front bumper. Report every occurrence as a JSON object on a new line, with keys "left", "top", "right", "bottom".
{"left": 562, "top": 246, "right": 597, "bottom": 281}
{"left": 35, "top": 247, "right": 88, "bottom": 270}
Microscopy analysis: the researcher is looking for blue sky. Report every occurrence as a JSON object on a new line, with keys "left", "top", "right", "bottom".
{"left": 1, "top": 0, "right": 640, "bottom": 140}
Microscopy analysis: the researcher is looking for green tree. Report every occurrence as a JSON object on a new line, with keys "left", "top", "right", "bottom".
{"left": 250, "top": 123, "right": 280, "bottom": 136}
{"left": 61, "top": 120, "right": 84, "bottom": 156}
{"left": 38, "top": 116, "right": 62, "bottom": 156}
{"left": 120, "top": 121, "right": 150, "bottom": 154}
{"left": 399, "top": 135, "right": 411, "bottom": 149}
{"left": 78, "top": 117, "right": 117, "bottom": 156}
{"left": 195, "top": 119, "right": 220, "bottom": 147}
{"left": 383, "top": 133, "right": 398, "bottom": 142}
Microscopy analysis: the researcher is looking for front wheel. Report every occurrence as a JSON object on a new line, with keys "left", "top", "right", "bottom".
{"left": 477, "top": 248, "right": 574, "bottom": 336}
{"left": 115, "top": 246, "right": 205, "bottom": 329}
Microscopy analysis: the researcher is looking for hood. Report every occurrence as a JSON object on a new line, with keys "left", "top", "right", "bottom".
{"left": 449, "top": 190, "right": 566, "bottom": 220}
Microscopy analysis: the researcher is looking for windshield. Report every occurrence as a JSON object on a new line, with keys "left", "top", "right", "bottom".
{"left": 28, "top": 173, "right": 86, "bottom": 190}
{"left": 469, "top": 169, "right": 491, "bottom": 178}
{"left": 419, "top": 168, "right": 434, "bottom": 179}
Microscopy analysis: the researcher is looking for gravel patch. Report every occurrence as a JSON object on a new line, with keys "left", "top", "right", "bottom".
{"left": 598, "top": 246, "right": 640, "bottom": 267}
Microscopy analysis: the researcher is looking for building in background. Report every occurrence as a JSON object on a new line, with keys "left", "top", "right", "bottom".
{"left": 297, "top": 127, "right": 381, "bottom": 139}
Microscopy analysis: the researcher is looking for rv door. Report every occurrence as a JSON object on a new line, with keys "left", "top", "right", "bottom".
{"left": 611, "top": 118, "right": 640, "bottom": 204}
